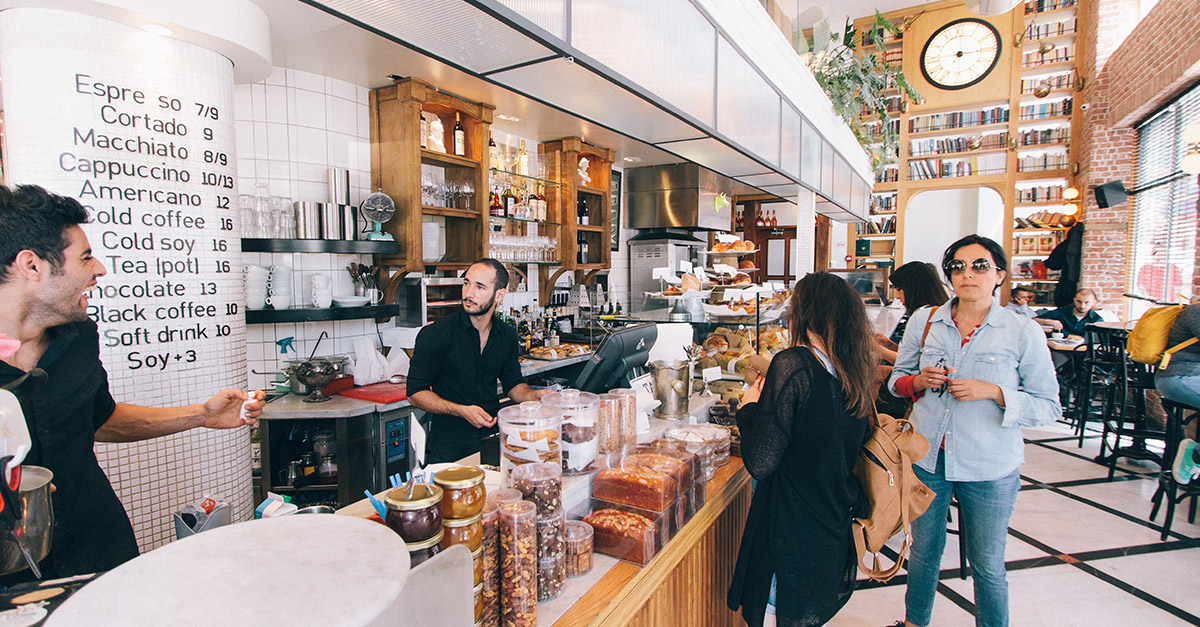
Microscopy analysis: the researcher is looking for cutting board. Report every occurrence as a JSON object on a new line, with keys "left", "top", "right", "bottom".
{"left": 339, "top": 382, "right": 407, "bottom": 403}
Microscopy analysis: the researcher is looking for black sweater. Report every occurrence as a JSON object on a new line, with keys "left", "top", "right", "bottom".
{"left": 728, "top": 347, "right": 870, "bottom": 627}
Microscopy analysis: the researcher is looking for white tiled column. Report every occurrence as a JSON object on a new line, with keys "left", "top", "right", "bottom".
{"left": 0, "top": 8, "right": 258, "bottom": 551}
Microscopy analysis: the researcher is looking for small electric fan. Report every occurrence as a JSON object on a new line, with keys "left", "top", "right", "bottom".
{"left": 360, "top": 190, "right": 395, "bottom": 241}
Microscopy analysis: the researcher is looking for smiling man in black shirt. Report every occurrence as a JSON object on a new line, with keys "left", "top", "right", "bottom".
{"left": 0, "top": 185, "right": 265, "bottom": 580}
{"left": 407, "top": 259, "right": 550, "bottom": 463}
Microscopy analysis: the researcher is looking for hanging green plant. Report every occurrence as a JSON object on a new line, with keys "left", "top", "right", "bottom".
{"left": 801, "top": 12, "right": 921, "bottom": 173}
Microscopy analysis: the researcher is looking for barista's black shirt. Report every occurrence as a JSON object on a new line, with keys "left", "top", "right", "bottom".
{"left": 407, "top": 310, "right": 525, "bottom": 459}
{"left": 0, "top": 320, "right": 138, "bottom": 580}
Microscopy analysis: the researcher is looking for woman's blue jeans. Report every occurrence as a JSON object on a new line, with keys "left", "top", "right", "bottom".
{"left": 1157, "top": 375, "right": 1200, "bottom": 410}
{"left": 905, "top": 454, "right": 1020, "bottom": 627}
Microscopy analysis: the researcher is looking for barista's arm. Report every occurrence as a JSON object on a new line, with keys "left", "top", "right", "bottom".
{"left": 95, "top": 390, "right": 265, "bottom": 443}
{"left": 408, "top": 390, "right": 495, "bottom": 428}
{"left": 509, "top": 383, "right": 551, "bottom": 403}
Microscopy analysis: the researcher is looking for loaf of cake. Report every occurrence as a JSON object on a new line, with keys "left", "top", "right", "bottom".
{"left": 583, "top": 509, "right": 657, "bottom": 565}
{"left": 591, "top": 468, "right": 676, "bottom": 512}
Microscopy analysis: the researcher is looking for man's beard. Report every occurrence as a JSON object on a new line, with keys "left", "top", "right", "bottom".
{"left": 465, "top": 293, "right": 496, "bottom": 318}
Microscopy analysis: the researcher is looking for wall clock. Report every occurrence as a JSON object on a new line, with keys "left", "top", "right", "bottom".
{"left": 919, "top": 18, "right": 1001, "bottom": 90}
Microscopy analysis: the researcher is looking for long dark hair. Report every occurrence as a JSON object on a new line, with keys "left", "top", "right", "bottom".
{"left": 787, "top": 273, "right": 877, "bottom": 419}
{"left": 890, "top": 262, "right": 949, "bottom": 315}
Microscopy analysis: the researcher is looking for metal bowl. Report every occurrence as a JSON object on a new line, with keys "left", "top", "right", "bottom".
{"left": 294, "top": 505, "right": 336, "bottom": 515}
{"left": 296, "top": 359, "right": 337, "bottom": 402}
{"left": 0, "top": 466, "right": 53, "bottom": 575}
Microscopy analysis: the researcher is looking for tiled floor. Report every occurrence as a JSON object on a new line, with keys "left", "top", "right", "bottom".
{"left": 829, "top": 421, "right": 1200, "bottom": 626}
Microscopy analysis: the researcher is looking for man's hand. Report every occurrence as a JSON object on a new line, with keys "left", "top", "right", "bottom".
{"left": 458, "top": 405, "right": 496, "bottom": 428}
{"left": 1038, "top": 319, "right": 1063, "bottom": 331}
{"left": 946, "top": 379, "right": 1003, "bottom": 404}
{"left": 874, "top": 333, "right": 898, "bottom": 352}
{"left": 201, "top": 389, "right": 265, "bottom": 429}
{"left": 532, "top": 388, "right": 554, "bottom": 401}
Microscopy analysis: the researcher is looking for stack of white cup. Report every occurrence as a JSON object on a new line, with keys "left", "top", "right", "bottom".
{"left": 267, "top": 265, "right": 293, "bottom": 309}
{"left": 244, "top": 264, "right": 270, "bottom": 309}
{"left": 310, "top": 274, "right": 333, "bottom": 308}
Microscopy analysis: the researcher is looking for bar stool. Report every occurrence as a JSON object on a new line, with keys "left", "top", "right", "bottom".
{"left": 1095, "top": 327, "right": 1166, "bottom": 478}
{"left": 1073, "top": 324, "right": 1120, "bottom": 447}
{"left": 1149, "top": 398, "right": 1200, "bottom": 540}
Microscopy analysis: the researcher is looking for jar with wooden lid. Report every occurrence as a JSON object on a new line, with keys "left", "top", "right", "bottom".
{"left": 384, "top": 483, "right": 444, "bottom": 542}
{"left": 434, "top": 465, "right": 487, "bottom": 520}
{"left": 442, "top": 511, "right": 483, "bottom": 552}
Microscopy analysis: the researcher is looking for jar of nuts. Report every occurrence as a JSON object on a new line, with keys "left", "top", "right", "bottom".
{"left": 499, "top": 501, "right": 537, "bottom": 627}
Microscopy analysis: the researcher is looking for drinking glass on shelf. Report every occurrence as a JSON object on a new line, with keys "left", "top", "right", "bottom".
{"left": 447, "top": 183, "right": 461, "bottom": 209}
{"left": 460, "top": 181, "right": 474, "bottom": 210}
{"left": 240, "top": 194, "right": 257, "bottom": 238}
{"left": 254, "top": 184, "right": 276, "bottom": 239}
{"left": 274, "top": 196, "right": 295, "bottom": 238}
{"left": 421, "top": 171, "right": 434, "bottom": 206}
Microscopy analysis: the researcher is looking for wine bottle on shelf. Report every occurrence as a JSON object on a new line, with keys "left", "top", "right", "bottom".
{"left": 577, "top": 233, "right": 588, "bottom": 264}
{"left": 502, "top": 180, "right": 516, "bottom": 217}
{"left": 754, "top": 210, "right": 764, "bottom": 228}
{"left": 453, "top": 113, "right": 466, "bottom": 157}
{"left": 578, "top": 196, "right": 589, "bottom": 225}
{"left": 769, "top": 210, "right": 778, "bottom": 228}
{"left": 517, "top": 140, "right": 529, "bottom": 176}
{"left": 419, "top": 112, "right": 428, "bottom": 149}
{"left": 489, "top": 186, "right": 504, "bottom": 217}
{"left": 488, "top": 131, "right": 499, "bottom": 168}
{"left": 536, "top": 184, "right": 547, "bottom": 222}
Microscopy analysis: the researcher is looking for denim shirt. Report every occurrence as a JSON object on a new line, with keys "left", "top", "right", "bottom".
{"left": 888, "top": 299, "right": 1061, "bottom": 481}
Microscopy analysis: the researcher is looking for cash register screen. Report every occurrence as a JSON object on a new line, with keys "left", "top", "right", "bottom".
{"left": 574, "top": 323, "right": 657, "bottom": 393}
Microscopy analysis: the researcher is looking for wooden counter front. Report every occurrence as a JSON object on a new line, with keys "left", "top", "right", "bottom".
{"left": 553, "top": 458, "right": 752, "bottom": 627}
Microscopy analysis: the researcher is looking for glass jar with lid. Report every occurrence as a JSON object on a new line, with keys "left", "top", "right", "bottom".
{"left": 611, "top": 388, "right": 638, "bottom": 444}
{"left": 317, "top": 454, "right": 338, "bottom": 484}
{"left": 442, "top": 511, "right": 483, "bottom": 552}
{"left": 384, "top": 483, "right": 444, "bottom": 542}
{"left": 541, "top": 389, "right": 599, "bottom": 475}
{"left": 312, "top": 430, "right": 335, "bottom": 458}
{"left": 433, "top": 465, "right": 486, "bottom": 520}
{"left": 407, "top": 528, "right": 443, "bottom": 567}
{"left": 497, "top": 401, "right": 562, "bottom": 483}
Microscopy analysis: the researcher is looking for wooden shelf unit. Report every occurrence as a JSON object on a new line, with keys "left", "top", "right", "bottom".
{"left": 537, "top": 137, "right": 616, "bottom": 302}
{"left": 846, "top": 0, "right": 1084, "bottom": 301}
{"left": 368, "top": 77, "right": 495, "bottom": 304}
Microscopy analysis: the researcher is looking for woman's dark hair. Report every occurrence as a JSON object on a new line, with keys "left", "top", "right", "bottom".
{"left": 787, "top": 272, "right": 878, "bottom": 419}
{"left": 0, "top": 185, "right": 89, "bottom": 285}
{"left": 941, "top": 234, "right": 1008, "bottom": 290}
{"left": 889, "top": 262, "right": 949, "bottom": 315}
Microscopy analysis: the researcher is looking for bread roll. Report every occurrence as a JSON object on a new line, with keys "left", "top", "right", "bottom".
{"left": 738, "top": 260, "right": 755, "bottom": 269}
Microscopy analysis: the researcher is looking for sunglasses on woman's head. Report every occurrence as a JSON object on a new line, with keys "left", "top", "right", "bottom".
{"left": 944, "top": 258, "right": 995, "bottom": 274}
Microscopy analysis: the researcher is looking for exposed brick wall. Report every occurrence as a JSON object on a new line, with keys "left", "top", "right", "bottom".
{"left": 1078, "top": 0, "right": 1139, "bottom": 314}
{"left": 1105, "top": 0, "right": 1200, "bottom": 127}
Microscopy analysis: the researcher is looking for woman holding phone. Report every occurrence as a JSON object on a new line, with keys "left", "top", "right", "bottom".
{"left": 887, "top": 235, "right": 1060, "bottom": 627}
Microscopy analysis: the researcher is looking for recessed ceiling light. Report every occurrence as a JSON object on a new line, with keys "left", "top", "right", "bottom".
{"left": 496, "top": 114, "right": 520, "bottom": 122}
{"left": 142, "top": 24, "right": 174, "bottom": 37}
{"left": 623, "top": 156, "right": 643, "bottom": 163}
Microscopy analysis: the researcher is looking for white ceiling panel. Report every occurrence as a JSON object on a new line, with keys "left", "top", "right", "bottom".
{"left": 656, "top": 137, "right": 771, "bottom": 179}
{"left": 759, "top": 183, "right": 802, "bottom": 198}
{"left": 491, "top": 57, "right": 703, "bottom": 144}
{"left": 570, "top": 0, "right": 716, "bottom": 126}
{"left": 716, "top": 35, "right": 780, "bottom": 166}
{"left": 800, "top": 118, "right": 821, "bottom": 189}
{"left": 737, "top": 172, "right": 794, "bottom": 187}
{"left": 318, "top": 0, "right": 554, "bottom": 74}
{"left": 493, "top": 0, "right": 567, "bottom": 41}
{"left": 780, "top": 103, "right": 801, "bottom": 179}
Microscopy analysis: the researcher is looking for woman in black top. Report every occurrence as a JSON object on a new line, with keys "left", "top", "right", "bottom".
{"left": 875, "top": 262, "right": 950, "bottom": 418}
{"left": 728, "top": 273, "right": 878, "bottom": 627}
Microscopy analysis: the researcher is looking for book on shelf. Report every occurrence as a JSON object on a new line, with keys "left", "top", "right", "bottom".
{"left": 909, "top": 107, "right": 1010, "bottom": 133}
{"left": 1018, "top": 98, "right": 1073, "bottom": 120}
{"left": 1017, "top": 235, "right": 1038, "bottom": 255}
{"left": 1037, "top": 234, "right": 1058, "bottom": 254}
{"left": 1020, "top": 72, "right": 1074, "bottom": 93}
{"left": 1024, "top": 0, "right": 1078, "bottom": 15}
{"left": 907, "top": 153, "right": 1006, "bottom": 180}
{"left": 910, "top": 131, "right": 1009, "bottom": 157}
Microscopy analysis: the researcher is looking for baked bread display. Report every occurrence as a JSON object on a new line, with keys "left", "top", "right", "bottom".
{"left": 702, "top": 334, "right": 729, "bottom": 352}
{"left": 680, "top": 274, "right": 702, "bottom": 292}
{"left": 583, "top": 509, "right": 658, "bottom": 565}
{"left": 712, "top": 242, "right": 732, "bottom": 252}
{"left": 591, "top": 468, "right": 676, "bottom": 512}
{"left": 732, "top": 240, "right": 753, "bottom": 252}
{"left": 738, "top": 260, "right": 755, "bottom": 269}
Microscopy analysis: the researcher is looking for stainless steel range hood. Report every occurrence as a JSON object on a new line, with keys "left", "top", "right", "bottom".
{"left": 626, "top": 164, "right": 738, "bottom": 231}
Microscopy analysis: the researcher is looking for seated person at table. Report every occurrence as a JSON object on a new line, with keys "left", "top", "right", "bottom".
{"left": 873, "top": 262, "right": 949, "bottom": 418}
{"left": 1005, "top": 287, "right": 1039, "bottom": 320}
{"left": 1158, "top": 302, "right": 1200, "bottom": 480}
{"left": 1035, "top": 288, "right": 1102, "bottom": 338}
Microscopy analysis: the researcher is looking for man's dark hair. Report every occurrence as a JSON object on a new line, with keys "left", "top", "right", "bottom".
{"left": 471, "top": 258, "right": 509, "bottom": 291}
{"left": 0, "top": 185, "right": 89, "bottom": 284}
{"left": 1011, "top": 286, "right": 1032, "bottom": 299}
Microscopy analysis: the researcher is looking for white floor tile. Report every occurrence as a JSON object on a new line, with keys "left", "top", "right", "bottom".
{"left": 829, "top": 581, "right": 976, "bottom": 627}
{"left": 1007, "top": 489, "right": 1167, "bottom": 554}
{"left": 1088, "top": 547, "right": 1200, "bottom": 618}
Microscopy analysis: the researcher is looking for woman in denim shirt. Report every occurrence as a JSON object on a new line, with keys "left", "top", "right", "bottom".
{"left": 888, "top": 235, "right": 1061, "bottom": 627}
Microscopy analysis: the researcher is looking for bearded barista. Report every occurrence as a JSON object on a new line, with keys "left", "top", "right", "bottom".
{"left": 407, "top": 259, "right": 551, "bottom": 463}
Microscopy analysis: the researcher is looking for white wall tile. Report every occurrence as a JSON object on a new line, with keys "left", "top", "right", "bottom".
{"left": 266, "top": 123, "right": 289, "bottom": 161}
{"left": 264, "top": 85, "right": 288, "bottom": 122}
{"left": 295, "top": 88, "right": 326, "bottom": 128}
{"left": 292, "top": 69, "right": 326, "bottom": 93}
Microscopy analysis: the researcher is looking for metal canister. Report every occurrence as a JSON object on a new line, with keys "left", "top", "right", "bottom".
{"left": 328, "top": 168, "right": 351, "bottom": 205}
{"left": 340, "top": 204, "right": 358, "bottom": 241}
{"left": 650, "top": 359, "right": 691, "bottom": 420}
{"left": 320, "top": 202, "right": 342, "bottom": 240}
{"left": 296, "top": 201, "right": 321, "bottom": 239}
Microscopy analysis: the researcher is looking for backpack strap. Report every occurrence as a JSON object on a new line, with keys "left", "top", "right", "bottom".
{"left": 1160, "top": 337, "right": 1200, "bottom": 369}
{"left": 919, "top": 306, "right": 939, "bottom": 351}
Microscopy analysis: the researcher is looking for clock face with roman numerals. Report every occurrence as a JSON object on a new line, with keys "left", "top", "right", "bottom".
{"left": 920, "top": 18, "right": 1001, "bottom": 90}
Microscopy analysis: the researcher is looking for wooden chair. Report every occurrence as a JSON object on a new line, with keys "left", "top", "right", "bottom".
{"left": 1149, "top": 398, "right": 1200, "bottom": 540}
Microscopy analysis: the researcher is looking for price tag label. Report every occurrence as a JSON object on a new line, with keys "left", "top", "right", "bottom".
{"left": 714, "top": 232, "right": 739, "bottom": 244}
{"left": 702, "top": 366, "right": 723, "bottom": 384}
{"left": 679, "top": 260, "right": 693, "bottom": 273}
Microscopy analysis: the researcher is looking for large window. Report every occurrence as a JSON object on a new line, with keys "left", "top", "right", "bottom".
{"left": 1129, "top": 83, "right": 1199, "bottom": 317}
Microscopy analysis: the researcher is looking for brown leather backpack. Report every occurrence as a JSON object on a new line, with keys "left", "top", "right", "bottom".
{"left": 851, "top": 307, "right": 937, "bottom": 582}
